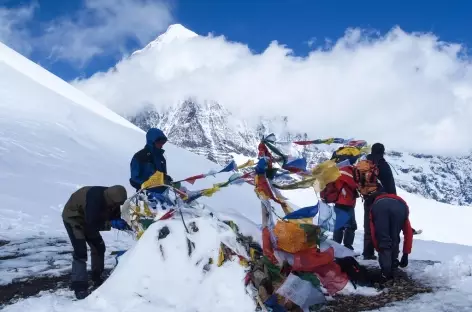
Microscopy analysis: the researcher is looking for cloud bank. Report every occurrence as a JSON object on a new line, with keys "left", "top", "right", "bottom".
{"left": 0, "top": 0, "right": 172, "bottom": 65}
{"left": 73, "top": 26, "right": 472, "bottom": 156}
{"left": 74, "top": 28, "right": 472, "bottom": 155}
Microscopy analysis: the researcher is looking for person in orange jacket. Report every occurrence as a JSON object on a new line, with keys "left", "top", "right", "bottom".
{"left": 321, "top": 165, "right": 359, "bottom": 250}
{"left": 369, "top": 192, "right": 413, "bottom": 281}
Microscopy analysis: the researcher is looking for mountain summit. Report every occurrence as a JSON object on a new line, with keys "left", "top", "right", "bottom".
{"left": 133, "top": 24, "right": 198, "bottom": 55}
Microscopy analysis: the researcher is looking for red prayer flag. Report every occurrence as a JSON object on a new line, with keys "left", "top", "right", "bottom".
{"left": 293, "top": 140, "right": 314, "bottom": 146}
{"left": 184, "top": 174, "right": 206, "bottom": 184}
{"left": 312, "top": 248, "right": 349, "bottom": 295}
{"left": 292, "top": 247, "right": 334, "bottom": 272}
{"left": 262, "top": 227, "right": 278, "bottom": 264}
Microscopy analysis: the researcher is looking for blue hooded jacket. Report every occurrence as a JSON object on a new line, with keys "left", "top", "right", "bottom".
{"left": 129, "top": 128, "right": 169, "bottom": 190}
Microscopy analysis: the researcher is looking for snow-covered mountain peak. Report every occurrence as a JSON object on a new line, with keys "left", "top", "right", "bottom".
{"left": 165, "top": 24, "right": 199, "bottom": 38}
{"left": 129, "top": 100, "right": 259, "bottom": 163}
{"left": 156, "top": 23, "right": 198, "bottom": 43}
{"left": 133, "top": 24, "right": 198, "bottom": 55}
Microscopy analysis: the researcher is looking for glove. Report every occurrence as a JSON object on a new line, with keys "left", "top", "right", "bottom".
{"left": 111, "top": 219, "right": 130, "bottom": 231}
{"left": 173, "top": 181, "right": 182, "bottom": 189}
{"left": 399, "top": 254, "right": 408, "bottom": 268}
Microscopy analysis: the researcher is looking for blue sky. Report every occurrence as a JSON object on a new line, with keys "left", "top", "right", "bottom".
{"left": 1, "top": 0, "right": 470, "bottom": 81}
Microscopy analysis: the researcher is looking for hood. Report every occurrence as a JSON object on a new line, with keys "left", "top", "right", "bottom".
{"left": 104, "top": 185, "right": 128, "bottom": 206}
{"left": 340, "top": 165, "right": 354, "bottom": 175}
{"left": 146, "top": 128, "right": 167, "bottom": 147}
{"left": 371, "top": 143, "right": 385, "bottom": 156}
{"left": 339, "top": 166, "right": 358, "bottom": 189}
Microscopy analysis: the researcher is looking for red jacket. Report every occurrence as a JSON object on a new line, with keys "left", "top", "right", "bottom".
{"left": 369, "top": 194, "right": 413, "bottom": 254}
{"left": 320, "top": 166, "right": 358, "bottom": 207}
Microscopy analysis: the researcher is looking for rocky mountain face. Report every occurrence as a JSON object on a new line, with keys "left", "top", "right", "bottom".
{"left": 128, "top": 100, "right": 472, "bottom": 206}
{"left": 386, "top": 151, "right": 472, "bottom": 206}
{"left": 129, "top": 100, "right": 259, "bottom": 164}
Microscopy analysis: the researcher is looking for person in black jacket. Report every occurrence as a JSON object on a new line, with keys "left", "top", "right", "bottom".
{"left": 362, "top": 143, "right": 396, "bottom": 260}
{"left": 62, "top": 185, "right": 129, "bottom": 299}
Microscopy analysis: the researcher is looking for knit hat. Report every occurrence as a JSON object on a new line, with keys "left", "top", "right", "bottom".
{"left": 371, "top": 143, "right": 385, "bottom": 156}
{"left": 104, "top": 185, "right": 127, "bottom": 206}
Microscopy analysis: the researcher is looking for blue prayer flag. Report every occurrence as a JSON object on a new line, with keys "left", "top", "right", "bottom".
{"left": 219, "top": 160, "right": 237, "bottom": 173}
{"left": 283, "top": 203, "right": 319, "bottom": 220}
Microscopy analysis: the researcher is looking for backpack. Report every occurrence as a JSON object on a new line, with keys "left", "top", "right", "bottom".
{"left": 352, "top": 159, "right": 380, "bottom": 196}
{"left": 335, "top": 256, "right": 371, "bottom": 288}
{"left": 331, "top": 146, "right": 361, "bottom": 165}
{"left": 320, "top": 182, "right": 340, "bottom": 204}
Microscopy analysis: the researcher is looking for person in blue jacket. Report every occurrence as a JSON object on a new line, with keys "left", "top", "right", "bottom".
{"left": 129, "top": 128, "right": 173, "bottom": 192}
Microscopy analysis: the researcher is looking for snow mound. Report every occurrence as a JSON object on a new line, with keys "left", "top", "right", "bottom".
{"left": 94, "top": 217, "right": 254, "bottom": 311}
{"left": 2, "top": 217, "right": 256, "bottom": 312}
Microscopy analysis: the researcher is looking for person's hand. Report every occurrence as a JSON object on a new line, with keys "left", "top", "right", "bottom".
{"left": 111, "top": 219, "right": 130, "bottom": 231}
{"left": 165, "top": 174, "right": 173, "bottom": 183}
{"left": 399, "top": 254, "right": 409, "bottom": 268}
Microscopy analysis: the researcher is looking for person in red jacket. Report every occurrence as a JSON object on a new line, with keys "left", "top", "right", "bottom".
{"left": 321, "top": 165, "right": 359, "bottom": 250}
{"left": 369, "top": 193, "right": 413, "bottom": 281}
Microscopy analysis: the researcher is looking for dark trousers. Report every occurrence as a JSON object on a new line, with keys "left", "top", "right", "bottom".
{"left": 371, "top": 201, "right": 407, "bottom": 278}
{"left": 333, "top": 207, "right": 356, "bottom": 250}
{"left": 63, "top": 221, "right": 105, "bottom": 291}
{"left": 363, "top": 197, "right": 376, "bottom": 257}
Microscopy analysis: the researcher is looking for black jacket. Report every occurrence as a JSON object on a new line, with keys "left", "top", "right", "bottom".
{"left": 62, "top": 186, "right": 122, "bottom": 232}
{"left": 367, "top": 154, "right": 396, "bottom": 195}
{"left": 85, "top": 187, "right": 120, "bottom": 231}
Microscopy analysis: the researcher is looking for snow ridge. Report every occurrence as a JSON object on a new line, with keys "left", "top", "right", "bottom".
{"left": 0, "top": 42, "right": 140, "bottom": 131}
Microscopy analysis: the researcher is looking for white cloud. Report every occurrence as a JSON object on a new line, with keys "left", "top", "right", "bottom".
{"left": 0, "top": 0, "right": 172, "bottom": 65}
{"left": 0, "top": 4, "right": 36, "bottom": 55}
{"left": 73, "top": 26, "right": 472, "bottom": 156}
{"left": 305, "top": 37, "right": 316, "bottom": 47}
{"left": 41, "top": 0, "right": 173, "bottom": 65}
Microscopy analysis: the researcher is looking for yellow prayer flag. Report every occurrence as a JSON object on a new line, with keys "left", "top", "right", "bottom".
{"left": 311, "top": 160, "right": 341, "bottom": 192}
{"left": 237, "top": 159, "right": 255, "bottom": 169}
{"left": 202, "top": 185, "right": 220, "bottom": 197}
{"left": 141, "top": 171, "right": 164, "bottom": 190}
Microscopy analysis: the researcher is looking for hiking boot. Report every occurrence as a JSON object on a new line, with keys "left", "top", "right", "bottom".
{"left": 91, "top": 278, "right": 103, "bottom": 290}
{"left": 380, "top": 273, "right": 395, "bottom": 287}
{"left": 75, "top": 289, "right": 89, "bottom": 300}
{"left": 91, "top": 271, "right": 105, "bottom": 290}
{"left": 373, "top": 273, "right": 394, "bottom": 289}
{"left": 363, "top": 254, "right": 377, "bottom": 260}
